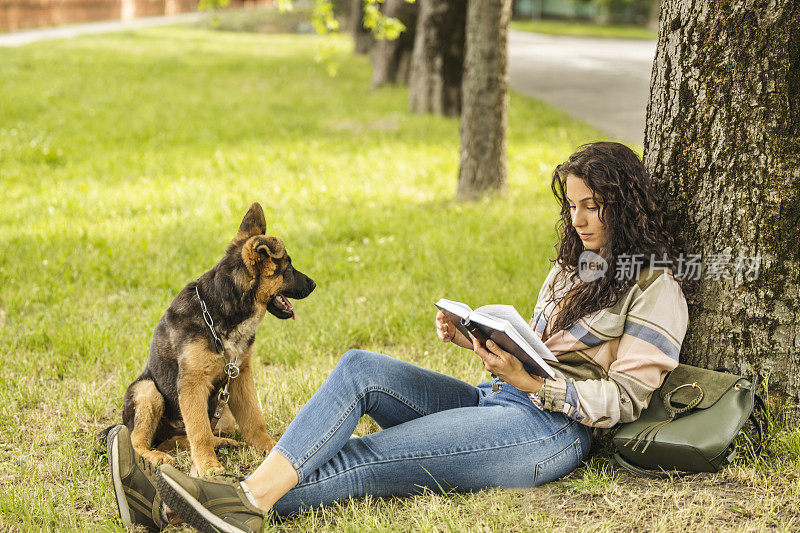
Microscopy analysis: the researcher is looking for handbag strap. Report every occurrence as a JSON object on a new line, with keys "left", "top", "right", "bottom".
{"left": 719, "top": 391, "right": 767, "bottom": 465}
{"left": 715, "top": 367, "right": 767, "bottom": 458}
{"left": 750, "top": 392, "right": 767, "bottom": 456}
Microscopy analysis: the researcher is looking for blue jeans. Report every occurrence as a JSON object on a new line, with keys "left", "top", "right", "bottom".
{"left": 269, "top": 350, "right": 592, "bottom": 516}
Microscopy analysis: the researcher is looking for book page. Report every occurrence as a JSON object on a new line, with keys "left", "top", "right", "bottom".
{"left": 435, "top": 298, "right": 472, "bottom": 319}
{"left": 476, "top": 304, "right": 557, "bottom": 362}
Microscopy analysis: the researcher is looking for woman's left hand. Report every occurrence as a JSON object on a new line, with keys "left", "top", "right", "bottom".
{"left": 470, "top": 334, "right": 543, "bottom": 394}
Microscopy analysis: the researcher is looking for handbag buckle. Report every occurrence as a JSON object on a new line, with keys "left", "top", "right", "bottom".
{"left": 663, "top": 382, "right": 704, "bottom": 416}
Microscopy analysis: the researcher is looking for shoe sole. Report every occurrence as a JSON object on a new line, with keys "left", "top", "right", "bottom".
{"left": 107, "top": 425, "right": 133, "bottom": 529}
{"left": 155, "top": 468, "right": 249, "bottom": 533}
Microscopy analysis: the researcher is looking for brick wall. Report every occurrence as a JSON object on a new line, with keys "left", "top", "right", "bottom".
{"left": 0, "top": 0, "right": 272, "bottom": 31}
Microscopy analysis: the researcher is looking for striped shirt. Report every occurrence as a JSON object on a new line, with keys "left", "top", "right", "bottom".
{"left": 528, "top": 262, "right": 689, "bottom": 430}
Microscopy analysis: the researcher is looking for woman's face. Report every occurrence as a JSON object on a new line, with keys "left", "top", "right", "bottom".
{"left": 566, "top": 173, "right": 607, "bottom": 251}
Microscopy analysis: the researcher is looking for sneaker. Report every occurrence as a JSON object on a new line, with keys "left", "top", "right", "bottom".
{"left": 155, "top": 464, "right": 265, "bottom": 533}
{"left": 106, "top": 424, "right": 166, "bottom": 532}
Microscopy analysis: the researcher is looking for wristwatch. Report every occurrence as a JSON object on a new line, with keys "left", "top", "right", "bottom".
{"left": 528, "top": 379, "right": 543, "bottom": 402}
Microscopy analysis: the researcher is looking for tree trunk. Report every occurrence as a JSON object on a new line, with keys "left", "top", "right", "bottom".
{"left": 408, "top": 0, "right": 467, "bottom": 117}
{"left": 644, "top": 0, "right": 800, "bottom": 425}
{"left": 456, "top": 0, "right": 511, "bottom": 200}
{"left": 350, "top": 0, "right": 373, "bottom": 55}
{"left": 369, "top": 0, "right": 418, "bottom": 88}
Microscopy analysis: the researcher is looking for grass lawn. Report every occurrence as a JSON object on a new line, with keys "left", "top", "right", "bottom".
{"left": 0, "top": 24, "right": 797, "bottom": 531}
{"left": 511, "top": 19, "right": 658, "bottom": 40}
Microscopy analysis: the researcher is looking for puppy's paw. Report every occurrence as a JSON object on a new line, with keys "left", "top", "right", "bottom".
{"left": 202, "top": 464, "right": 226, "bottom": 476}
{"left": 141, "top": 449, "right": 175, "bottom": 465}
{"left": 191, "top": 457, "right": 225, "bottom": 477}
{"left": 249, "top": 431, "right": 277, "bottom": 454}
{"left": 211, "top": 436, "right": 243, "bottom": 449}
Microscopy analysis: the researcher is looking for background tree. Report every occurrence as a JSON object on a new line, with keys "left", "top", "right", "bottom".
{"left": 457, "top": 0, "right": 512, "bottom": 199}
{"left": 348, "top": 0, "right": 373, "bottom": 54}
{"left": 369, "top": 0, "right": 418, "bottom": 88}
{"left": 279, "top": 0, "right": 506, "bottom": 199}
{"left": 408, "top": 0, "right": 467, "bottom": 116}
{"left": 576, "top": 0, "right": 656, "bottom": 25}
{"left": 644, "top": 0, "right": 800, "bottom": 425}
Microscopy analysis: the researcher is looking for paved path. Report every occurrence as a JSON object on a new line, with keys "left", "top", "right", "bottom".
{"left": 508, "top": 30, "right": 656, "bottom": 145}
{"left": 0, "top": 12, "right": 202, "bottom": 47}
{"left": 1, "top": 18, "right": 654, "bottom": 145}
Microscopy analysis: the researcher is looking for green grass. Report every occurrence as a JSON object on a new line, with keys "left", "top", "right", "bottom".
{"left": 511, "top": 19, "right": 658, "bottom": 40}
{"left": 0, "top": 25, "right": 797, "bottom": 532}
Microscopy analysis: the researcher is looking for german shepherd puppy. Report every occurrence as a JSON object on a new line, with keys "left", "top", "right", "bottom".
{"left": 120, "top": 202, "right": 315, "bottom": 475}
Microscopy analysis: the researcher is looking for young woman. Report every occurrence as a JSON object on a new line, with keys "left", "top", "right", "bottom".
{"left": 106, "top": 141, "right": 691, "bottom": 533}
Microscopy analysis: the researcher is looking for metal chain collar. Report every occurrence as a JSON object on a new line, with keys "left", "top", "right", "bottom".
{"left": 195, "top": 286, "right": 240, "bottom": 406}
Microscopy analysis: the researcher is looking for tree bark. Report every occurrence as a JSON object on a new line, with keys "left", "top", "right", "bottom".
{"left": 408, "top": 0, "right": 467, "bottom": 117}
{"left": 369, "top": 0, "right": 418, "bottom": 88}
{"left": 456, "top": 0, "right": 511, "bottom": 200}
{"left": 645, "top": 0, "right": 800, "bottom": 425}
{"left": 349, "top": 0, "right": 373, "bottom": 55}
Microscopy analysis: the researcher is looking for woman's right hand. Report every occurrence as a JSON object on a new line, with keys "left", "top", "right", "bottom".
{"left": 435, "top": 311, "right": 456, "bottom": 343}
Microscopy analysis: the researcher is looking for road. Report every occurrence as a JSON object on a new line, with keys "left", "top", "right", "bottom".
{"left": 508, "top": 30, "right": 656, "bottom": 145}
{"left": 0, "top": 13, "right": 202, "bottom": 47}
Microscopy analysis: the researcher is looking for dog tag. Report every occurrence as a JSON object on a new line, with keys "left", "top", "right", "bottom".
{"left": 224, "top": 362, "right": 240, "bottom": 379}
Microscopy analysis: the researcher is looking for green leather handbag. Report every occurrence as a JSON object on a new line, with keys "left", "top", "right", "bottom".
{"left": 612, "top": 364, "right": 765, "bottom": 478}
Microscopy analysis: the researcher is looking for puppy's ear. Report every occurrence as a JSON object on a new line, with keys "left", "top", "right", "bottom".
{"left": 237, "top": 203, "right": 266, "bottom": 239}
{"left": 242, "top": 236, "right": 285, "bottom": 277}
{"left": 254, "top": 237, "right": 286, "bottom": 260}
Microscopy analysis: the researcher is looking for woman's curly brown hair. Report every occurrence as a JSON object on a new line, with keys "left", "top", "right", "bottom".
{"left": 545, "top": 141, "right": 696, "bottom": 337}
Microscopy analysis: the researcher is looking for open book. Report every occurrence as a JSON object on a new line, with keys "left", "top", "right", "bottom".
{"left": 434, "top": 298, "right": 557, "bottom": 380}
